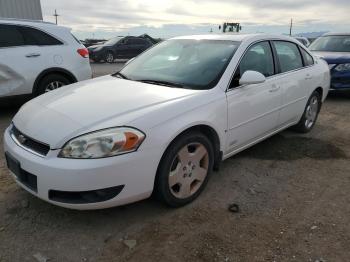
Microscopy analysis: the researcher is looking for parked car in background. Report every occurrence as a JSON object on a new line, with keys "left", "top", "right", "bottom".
{"left": 88, "top": 35, "right": 155, "bottom": 63}
{"left": 294, "top": 36, "right": 311, "bottom": 47}
{"left": 4, "top": 34, "right": 330, "bottom": 210}
{"left": 0, "top": 19, "right": 92, "bottom": 99}
{"left": 309, "top": 33, "right": 350, "bottom": 90}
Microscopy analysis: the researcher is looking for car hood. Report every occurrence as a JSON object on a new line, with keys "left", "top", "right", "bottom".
{"left": 312, "top": 51, "right": 350, "bottom": 64}
{"left": 13, "top": 76, "right": 200, "bottom": 149}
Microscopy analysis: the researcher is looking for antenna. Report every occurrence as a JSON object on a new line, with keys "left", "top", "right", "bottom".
{"left": 53, "top": 9, "right": 60, "bottom": 25}
{"left": 289, "top": 18, "right": 293, "bottom": 36}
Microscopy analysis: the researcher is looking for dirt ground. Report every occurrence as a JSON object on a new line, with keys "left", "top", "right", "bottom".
{"left": 0, "top": 91, "right": 349, "bottom": 262}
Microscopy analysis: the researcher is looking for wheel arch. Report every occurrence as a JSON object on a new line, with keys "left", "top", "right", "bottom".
{"left": 314, "top": 87, "right": 324, "bottom": 112}
{"left": 157, "top": 124, "right": 223, "bottom": 175}
{"left": 33, "top": 68, "right": 78, "bottom": 94}
{"left": 314, "top": 86, "right": 323, "bottom": 99}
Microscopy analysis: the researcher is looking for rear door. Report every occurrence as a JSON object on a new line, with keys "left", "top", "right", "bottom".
{"left": 0, "top": 24, "right": 37, "bottom": 97}
{"left": 124, "top": 38, "right": 151, "bottom": 58}
{"left": 225, "top": 41, "right": 282, "bottom": 154}
{"left": 0, "top": 24, "right": 64, "bottom": 97}
{"left": 272, "top": 41, "right": 309, "bottom": 127}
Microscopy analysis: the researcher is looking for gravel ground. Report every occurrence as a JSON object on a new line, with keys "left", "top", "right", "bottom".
{"left": 0, "top": 73, "right": 349, "bottom": 261}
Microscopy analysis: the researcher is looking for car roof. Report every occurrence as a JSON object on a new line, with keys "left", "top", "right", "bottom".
{"left": 171, "top": 33, "right": 301, "bottom": 44}
{"left": 0, "top": 18, "right": 70, "bottom": 32}
{"left": 323, "top": 32, "right": 350, "bottom": 36}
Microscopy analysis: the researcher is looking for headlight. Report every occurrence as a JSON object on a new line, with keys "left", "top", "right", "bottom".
{"left": 334, "top": 63, "right": 350, "bottom": 72}
{"left": 58, "top": 127, "right": 145, "bottom": 159}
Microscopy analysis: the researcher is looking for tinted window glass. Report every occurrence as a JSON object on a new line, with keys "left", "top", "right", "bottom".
{"left": 134, "top": 38, "right": 148, "bottom": 45}
{"left": 18, "top": 26, "right": 62, "bottom": 46}
{"left": 239, "top": 41, "right": 274, "bottom": 78}
{"left": 300, "top": 48, "right": 314, "bottom": 66}
{"left": 126, "top": 38, "right": 138, "bottom": 45}
{"left": 0, "top": 24, "right": 25, "bottom": 47}
{"left": 274, "top": 41, "right": 303, "bottom": 73}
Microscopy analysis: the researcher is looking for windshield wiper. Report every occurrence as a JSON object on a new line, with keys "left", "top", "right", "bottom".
{"left": 112, "top": 72, "right": 129, "bottom": 79}
{"left": 137, "top": 79, "right": 185, "bottom": 88}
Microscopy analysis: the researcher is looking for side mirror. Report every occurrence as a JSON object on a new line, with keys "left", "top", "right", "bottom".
{"left": 239, "top": 71, "right": 266, "bottom": 86}
{"left": 125, "top": 58, "right": 135, "bottom": 65}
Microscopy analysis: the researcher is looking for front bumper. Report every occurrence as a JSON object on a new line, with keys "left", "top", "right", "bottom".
{"left": 3, "top": 127, "right": 159, "bottom": 210}
{"left": 330, "top": 70, "right": 350, "bottom": 90}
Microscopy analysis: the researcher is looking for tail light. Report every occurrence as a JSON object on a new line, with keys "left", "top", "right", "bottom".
{"left": 77, "top": 48, "right": 89, "bottom": 58}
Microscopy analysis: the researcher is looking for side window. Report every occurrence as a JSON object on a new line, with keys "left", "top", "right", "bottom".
{"left": 231, "top": 41, "right": 274, "bottom": 88}
{"left": 274, "top": 41, "right": 303, "bottom": 73}
{"left": 18, "top": 26, "right": 63, "bottom": 46}
{"left": 134, "top": 38, "right": 146, "bottom": 45}
{"left": 126, "top": 38, "right": 137, "bottom": 45}
{"left": 300, "top": 48, "right": 314, "bottom": 66}
{"left": 0, "top": 24, "right": 25, "bottom": 48}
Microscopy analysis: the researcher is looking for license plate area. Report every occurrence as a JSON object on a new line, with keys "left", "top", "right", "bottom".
{"left": 5, "top": 152, "right": 38, "bottom": 192}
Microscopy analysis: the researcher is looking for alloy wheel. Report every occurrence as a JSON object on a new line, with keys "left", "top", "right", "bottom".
{"left": 305, "top": 96, "right": 319, "bottom": 129}
{"left": 44, "top": 81, "right": 65, "bottom": 93}
{"left": 106, "top": 53, "right": 114, "bottom": 63}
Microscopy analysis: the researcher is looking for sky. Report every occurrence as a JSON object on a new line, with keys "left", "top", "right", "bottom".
{"left": 41, "top": 0, "right": 350, "bottom": 40}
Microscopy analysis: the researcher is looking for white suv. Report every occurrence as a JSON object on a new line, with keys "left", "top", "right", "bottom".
{"left": 0, "top": 19, "right": 92, "bottom": 98}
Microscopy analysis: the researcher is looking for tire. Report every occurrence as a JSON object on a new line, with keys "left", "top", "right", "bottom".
{"left": 35, "top": 74, "right": 71, "bottom": 96}
{"left": 155, "top": 131, "right": 214, "bottom": 207}
{"left": 105, "top": 52, "right": 115, "bottom": 63}
{"left": 292, "top": 90, "right": 322, "bottom": 133}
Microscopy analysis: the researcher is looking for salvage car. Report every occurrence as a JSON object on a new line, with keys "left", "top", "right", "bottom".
{"left": 0, "top": 18, "right": 91, "bottom": 98}
{"left": 309, "top": 33, "right": 350, "bottom": 90}
{"left": 4, "top": 34, "right": 330, "bottom": 210}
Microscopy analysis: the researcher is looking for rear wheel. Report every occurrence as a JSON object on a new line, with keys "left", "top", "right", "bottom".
{"left": 36, "top": 74, "right": 71, "bottom": 96}
{"left": 155, "top": 132, "right": 214, "bottom": 207}
{"left": 105, "top": 52, "right": 114, "bottom": 63}
{"left": 292, "top": 91, "right": 321, "bottom": 133}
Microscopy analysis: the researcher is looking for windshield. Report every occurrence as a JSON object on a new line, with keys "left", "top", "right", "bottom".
{"left": 309, "top": 35, "right": 350, "bottom": 52}
{"left": 118, "top": 39, "right": 240, "bottom": 90}
{"left": 104, "top": 37, "right": 123, "bottom": 46}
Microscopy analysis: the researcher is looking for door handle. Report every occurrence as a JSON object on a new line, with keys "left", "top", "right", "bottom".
{"left": 25, "top": 53, "right": 41, "bottom": 58}
{"left": 269, "top": 85, "right": 280, "bottom": 93}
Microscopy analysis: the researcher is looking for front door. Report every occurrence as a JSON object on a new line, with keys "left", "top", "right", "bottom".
{"left": 225, "top": 41, "right": 282, "bottom": 155}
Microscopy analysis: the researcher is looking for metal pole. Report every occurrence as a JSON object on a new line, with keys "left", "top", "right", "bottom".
{"left": 289, "top": 18, "right": 293, "bottom": 36}
{"left": 54, "top": 9, "right": 59, "bottom": 25}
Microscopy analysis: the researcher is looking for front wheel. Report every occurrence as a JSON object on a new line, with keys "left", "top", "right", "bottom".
{"left": 292, "top": 91, "right": 322, "bottom": 133}
{"left": 155, "top": 132, "right": 214, "bottom": 207}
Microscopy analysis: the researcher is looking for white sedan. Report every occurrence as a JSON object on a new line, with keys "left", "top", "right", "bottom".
{"left": 4, "top": 34, "right": 330, "bottom": 210}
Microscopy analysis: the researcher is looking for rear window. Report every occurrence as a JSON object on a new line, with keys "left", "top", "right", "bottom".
{"left": 273, "top": 41, "right": 303, "bottom": 73}
{"left": 0, "top": 24, "right": 63, "bottom": 47}
{"left": 0, "top": 24, "right": 25, "bottom": 47}
{"left": 18, "top": 26, "right": 63, "bottom": 46}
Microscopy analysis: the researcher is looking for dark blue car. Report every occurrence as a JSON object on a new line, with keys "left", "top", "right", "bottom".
{"left": 309, "top": 33, "right": 350, "bottom": 90}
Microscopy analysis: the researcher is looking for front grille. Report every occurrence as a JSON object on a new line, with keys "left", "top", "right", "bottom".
{"left": 11, "top": 125, "right": 50, "bottom": 157}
